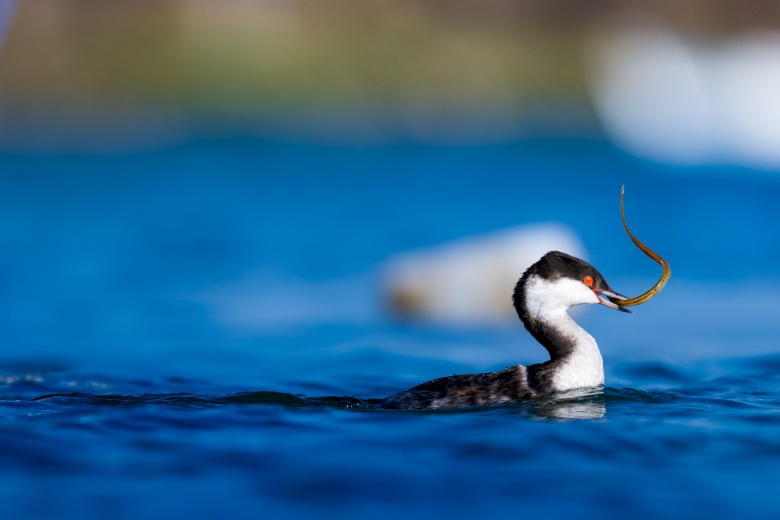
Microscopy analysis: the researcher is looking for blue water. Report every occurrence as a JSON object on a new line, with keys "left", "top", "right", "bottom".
{"left": 2, "top": 136, "right": 780, "bottom": 519}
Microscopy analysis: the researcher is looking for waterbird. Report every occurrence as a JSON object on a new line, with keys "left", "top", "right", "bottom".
{"left": 379, "top": 187, "right": 670, "bottom": 410}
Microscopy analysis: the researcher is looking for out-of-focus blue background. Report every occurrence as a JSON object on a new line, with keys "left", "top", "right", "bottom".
{"left": 2, "top": 0, "right": 779, "bottom": 375}
{"left": 2, "top": 2, "right": 780, "bottom": 520}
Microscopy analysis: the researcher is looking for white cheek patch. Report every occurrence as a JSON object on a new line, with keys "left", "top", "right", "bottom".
{"left": 524, "top": 275, "right": 600, "bottom": 317}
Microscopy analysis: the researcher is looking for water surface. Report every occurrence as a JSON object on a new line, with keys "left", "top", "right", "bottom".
{"left": 2, "top": 137, "right": 780, "bottom": 519}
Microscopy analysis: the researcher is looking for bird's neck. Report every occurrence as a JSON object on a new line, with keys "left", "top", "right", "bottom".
{"left": 519, "top": 303, "right": 605, "bottom": 392}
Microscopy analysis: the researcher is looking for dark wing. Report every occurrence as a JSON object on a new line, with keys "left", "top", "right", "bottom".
{"left": 379, "top": 365, "right": 535, "bottom": 410}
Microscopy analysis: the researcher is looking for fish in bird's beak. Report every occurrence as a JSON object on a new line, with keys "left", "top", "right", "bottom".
{"left": 595, "top": 288, "right": 632, "bottom": 313}
{"left": 607, "top": 186, "right": 671, "bottom": 308}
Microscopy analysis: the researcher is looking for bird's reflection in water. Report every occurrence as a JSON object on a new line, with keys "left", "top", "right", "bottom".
{"left": 533, "top": 388, "right": 606, "bottom": 419}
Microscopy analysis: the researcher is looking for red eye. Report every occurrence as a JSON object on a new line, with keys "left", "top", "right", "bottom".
{"left": 583, "top": 275, "right": 594, "bottom": 287}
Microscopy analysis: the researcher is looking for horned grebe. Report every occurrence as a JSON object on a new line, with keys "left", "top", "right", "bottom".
{"left": 379, "top": 251, "right": 629, "bottom": 409}
{"left": 378, "top": 187, "right": 670, "bottom": 410}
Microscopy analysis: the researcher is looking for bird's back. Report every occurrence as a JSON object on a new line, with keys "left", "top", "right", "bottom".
{"left": 379, "top": 365, "right": 534, "bottom": 409}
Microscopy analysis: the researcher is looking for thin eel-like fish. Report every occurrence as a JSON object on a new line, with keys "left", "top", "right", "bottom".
{"left": 611, "top": 185, "right": 671, "bottom": 307}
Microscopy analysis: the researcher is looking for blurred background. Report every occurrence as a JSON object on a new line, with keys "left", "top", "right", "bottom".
{"left": 6, "top": 5, "right": 780, "bottom": 519}
{"left": 1, "top": 0, "right": 780, "bottom": 384}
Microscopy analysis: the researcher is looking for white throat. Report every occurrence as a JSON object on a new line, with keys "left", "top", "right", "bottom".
{"left": 523, "top": 276, "right": 605, "bottom": 392}
{"left": 549, "top": 318, "right": 604, "bottom": 392}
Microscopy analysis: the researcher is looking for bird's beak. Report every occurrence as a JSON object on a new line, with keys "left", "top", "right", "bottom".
{"left": 595, "top": 289, "right": 633, "bottom": 313}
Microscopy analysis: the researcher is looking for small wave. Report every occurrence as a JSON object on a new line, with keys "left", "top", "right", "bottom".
{"left": 26, "top": 387, "right": 672, "bottom": 420}
{"left": 602, "top": 387, "right": 684, "bottom": 403}
{"left": 218, "top": 391, "right": 379, "bottom": 410}
{"left": 32, "top": 392, "right": 220, "bottom": 408}
{"left": 38, "top": 383, "right": 774, "bottom": 419}
{"left": 31, "top": 391, "right": 381, "bottom": 411}
{"left": 613, "top": 362, "right": 695, "bottom": 385}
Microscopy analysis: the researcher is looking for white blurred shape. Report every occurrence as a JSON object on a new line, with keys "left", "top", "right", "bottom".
{"left": 709, "top": 34, "right": 780, "bottom": 166}
{"left": 589, "top": 27, "right": 714, "bottom": 164}
{"left": 589, "top": 25, "right": 780, "bottom": 169}
{"left": 383, "top": 223, "right": 586, "bottom": 324}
